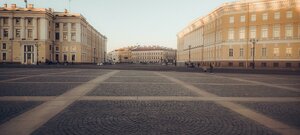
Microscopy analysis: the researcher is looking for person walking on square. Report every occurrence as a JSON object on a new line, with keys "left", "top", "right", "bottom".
{"left": 209, "top": 63, "right": 214, "bottom": 73}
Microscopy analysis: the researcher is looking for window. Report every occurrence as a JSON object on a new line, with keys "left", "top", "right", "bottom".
{"left": 63, "top": 54, "right": 68, "bottom": 62}
{"left": 286, "top": 48, "right": 292, "bottom": 57}
{"left": 2, "top": 53, "right": 6, "bottom": 61}
{"left": 63, "top": 23, "right": 68, "bottom": 30}
{"left": 72, "top": 54, "right": 75, "bottom": 61}
{"left": 286, "top": 63, "right": 292, "bottom": 68}
{"left": 273, "top": 63, "right": 279, "bottom": 67}
{"left": 229, "top": 16, "right": 234, "bottom": 24}
{"left": 3, "top": 29, "right": 9, "bottom": 38}
{"left": 262, "top": 48, "right": 267, "bottom": 57}
{"left": 239, "top": 48, "right": 244, "bottom": 57}
{"left": 285, "top": 24, "right": 293, "bottom": 37}
{"left": 250, "top": 26, "right": 256, "bottom": 38}
{"left": 27, "top": 18, "right": 33, "bottom": 25}
{"left": 261, "top": 63, "right": 267, "bottom": 67}
{"left": 251, "top": 14, "right": 256, "bottom": 22}
{"left": 240, "top": 15, "right": 245, "bottom": 22}
{"left": 261, "top": 26, "right": 268, "bottom": 38}
{"left": 229, "top": 49, "right": 233, "bottom": 57}
{"left": 286, "top": 11, "right": 292, "bottom": 18}
{"left": 3, "top": 18, "right": 8, "bottom": 25}
{"left": 63, "top": 32, "right": 68, "bottom": 40}
{"left": 228, "top": 62, "right": 233, "bottom": 67}
{"left": 274, "top": 12, "right": 280, "bottom": 20}
{"left": 15, "top": 18, "right": 20, "bottom": 25}
{"left": 55, "top": 32, "right": 60, "bottom": 40}
{"left": 239, "top": 27, "right": 245, "bottom": 39}
{"left": 273, "top": 25, "right": 280, "bottom": 38}
{"left": 15, "top": 29, "right": 21, "bottom": 38}
{"left": 56, "top": 47, "right": 59, "bottom": 51}
{"left": 55, "top": 54, "right": 59, "bottom": 61}
{"left": 2, "top": 43, "right": 6, "bottom": 50}
{"left": 262, "top": 13, "right": 268, "bottom": 20}
{"left": 55, "top": 23, "right": 59, "bottom": 29}
{"left": 27, "top": 29, "right": 33, "bottom": 38}
{"left": 239, "top": 62, "right": 244, "bottom": 67}
{"left": 274, "top": 48, "right": 279, "bottom": 57}
{"left": 71, "top": 33, "right": 76, "bottom": 41}
{"left": 71, "top": 23, "right": 76, "bottom": 30}
{"left": 228, "top": 29, "right": 234, "bottom": 40}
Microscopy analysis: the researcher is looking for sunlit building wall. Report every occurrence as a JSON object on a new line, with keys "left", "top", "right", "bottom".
{"left": 177, "top": 0, "right": 300, "bottom": 68}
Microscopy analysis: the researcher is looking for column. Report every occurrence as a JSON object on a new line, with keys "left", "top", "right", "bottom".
{"left": 59, "top": 23, "right": 63, "bottom": 42}
{"left": 20, "top": 17, "right": 25, "bottom": 39}
{"left": 68, "top": 23, "right": 71, "bottom": 42}
{"left": 0, "top": 18, "right": 2, "bottom": 39}
{"left": 76, "top": 23, "right": 81, "bottom": 42}
{"left": 33, "top": 18, "right": 37, "bottom": 39}
{"left": 9, "top": 17, "right": 13, "bottom": 39}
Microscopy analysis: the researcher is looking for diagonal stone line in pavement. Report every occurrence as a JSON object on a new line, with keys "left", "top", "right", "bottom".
{"left": 154, "top": 72, "right": 300, "bottom": 135}
{"left": 0, "top": 69, "right": 84, "bottom": 83}
{"left": 0, "top": 70, "right": 119, "bottom": 135}
{"left": 213, "top": 75, "right": 300, "bottom": 93}
{"left": 79, "top": 96, "right": 300, "bottom": 102}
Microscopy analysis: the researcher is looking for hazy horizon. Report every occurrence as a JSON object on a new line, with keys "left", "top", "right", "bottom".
{"left": 1, "top": 0, "right": 234, "bottom": 52}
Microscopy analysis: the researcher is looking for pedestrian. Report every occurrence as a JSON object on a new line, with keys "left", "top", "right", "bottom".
{"left": 209, "top": 63, "right": 214, "bottom": 73}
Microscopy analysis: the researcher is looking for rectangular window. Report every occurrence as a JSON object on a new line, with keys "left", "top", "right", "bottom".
{"left": 239, "top": 27, "right": 245, "bottom": 39}
{"left": 55, "top": 32, "right": 60, "bottom": 40}
{"left": 64, "top": 54, "right": 68, "bottom": 62}
{"left": 286, "top": 11, "right": 293, "bottom": 18}
{"left": 286, "top": 63, "right": 292, "bottom": 68}
{"left": 2, "top": 43, "right": 6, "bottom": 50}
{"left": 15, "top": 29, "right": 21, "bottom": 38}
{"left": 286, "top": 48, "right": 292, "bottom": 57}
{"left": 55, "top": 23, "right": 59, "bottom": 29}
{"left": 239, "top": 62, "right": 244, "bottom": 67}
{"left": 2, "top": 53, "right": 6, "bottom": 61}
{"left": 3, "top": 29, "right": 9, "bottom": 38}
{"left": 250, "top": 26, "right": 256, "bottom": 38}
{"left": 285, "top": 24, "right": 293, "bottom": 37}
{"left": 56, "top": 47, "right": 59, "bottom": 51}
{"left": 63, "top": 23, "right": 68, "bottom": 30}
{"left": 273, "top": 25, "right": 280, "bottom": 38}
{"left": 273, "top": 63, "right": 279, "bottom": 67}
{"left": 261, "top": 26, "right": 268, "bottom": 38}
{"left": 251, "top": 14, "right": 256, "bottom": 22}
{"left": 274, "top": 48, "right": 279, "bottom": 57}
{"left": 3, "top": 18, "right": 8, "bottom": 25}
{"left": 63, "top": 32, "right": 68, "bottom": 40}
{"left": 240, "top": 15, "right": 245, "bottom": 22}
{"left": 262, "top": 13, "right": 268, "bottom": 20}
{"left": 261, "top": 63, "right": 267, "bottom": 67}
{"left": 71, "top": 23, "right": 76, "bottom": 30}
{"left": 240, "top": 48, "right": 244, "bottom": 57}
{"left": 27, "top": 29, "right": 33, "bottom": 38}
{"left": 27, "top": 18, "right": 33, "bottom": 25}
{"left": 71, "top": 33, "right": 76, "bottom": 41}
{"left": 262, "top": 48, "right": 267, "bottom": 57}
{"left": 229, "top": 16, "right": 234, "bottom": 24}
{"left": 72, "top": 54, "right": 75, "bottom": 61}
{"left": 15, "top": 18, "right": 20, "bottom": 25}
{"left": 229, "top": 49, "right": 233, "bottom": 57}
{"left": 228, "top": 29, "right": 234, "bottom": 40}
{"left": 274, "top": 12, "right": 280, "bottom": 20}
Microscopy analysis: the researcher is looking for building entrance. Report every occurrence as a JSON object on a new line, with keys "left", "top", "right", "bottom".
{"left": 24, "top": 45, "right": 35, "bottom": 64}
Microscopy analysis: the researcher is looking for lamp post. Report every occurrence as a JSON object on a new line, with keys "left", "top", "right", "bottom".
{"left": 34, "top": 40, "right": 39, "bottom": 65}
{"left": 250, "top": 38, "right": 258, "bottom": 69}
{"left": 188, "top": 45, "right": 191, "bottom": 63}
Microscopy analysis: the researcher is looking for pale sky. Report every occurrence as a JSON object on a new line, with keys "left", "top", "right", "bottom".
{"left": 1, "top": 0, "right": 234, "bottom": 51}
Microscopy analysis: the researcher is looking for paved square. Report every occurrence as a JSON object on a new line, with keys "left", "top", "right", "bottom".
{"left": 0, "top": 68, "right": 299, "bottom": 135}
{"left": 32, "top": 101, "right": 278, "bottom": 135}
{"left": 88, "top": 83, "right": 198, "bottom": 96}
{"left": 0, "top": 101, "right": 43, "bottom": 124}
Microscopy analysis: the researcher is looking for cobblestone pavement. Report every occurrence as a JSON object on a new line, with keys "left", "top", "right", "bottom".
{"left": 0, "top": 68, "right": 299, "bottom": 135}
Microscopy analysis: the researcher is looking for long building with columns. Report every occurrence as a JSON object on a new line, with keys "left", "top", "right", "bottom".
{"left": 0, "top": 4, "right": 107, "bottom": 64}
{"left": 177, "top": 0, "right": 300, "bottom": 68}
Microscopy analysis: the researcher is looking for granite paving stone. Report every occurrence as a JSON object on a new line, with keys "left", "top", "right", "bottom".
{"left": 88, "top": 83, "right": 198, "bottom": 96}
{"left": 32, "top": 101, "right": 278, "bottom": 135}
{"left": 194, "top": 84, "right": 300, "bottom": 97}
{"left": 0, "top": 101, "right": 43, "bottom": 124}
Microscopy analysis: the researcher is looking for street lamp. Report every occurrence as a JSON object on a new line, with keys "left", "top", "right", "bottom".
{"left": 34, "top": 39, "right": 40, "bottom": 65}
{"left": 250, "top": 38, "right": 258, "bottom": 69}
{"left": 188, "top": 45, "right": 191, "bottom": 63}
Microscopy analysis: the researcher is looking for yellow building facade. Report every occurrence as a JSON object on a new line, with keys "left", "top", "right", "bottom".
{"left": 177, "top": 0, "right": 300, "bottom": 68}
{"left": 0, "top": 4, "right": 107, "bottom": 64}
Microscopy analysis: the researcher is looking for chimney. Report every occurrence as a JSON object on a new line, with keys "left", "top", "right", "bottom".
{"left": 11, "top": 4, "right": 17, "bottom": 9}
{"left": 28, "top": 4, "right": 34, "bottom": 9}
{"left": 3, "top": 4, "right": 7, "bottom": 8}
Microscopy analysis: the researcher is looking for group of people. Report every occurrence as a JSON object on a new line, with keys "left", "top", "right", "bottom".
{"left": 185, "top": 62, "right": 214, "bottom": 73}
